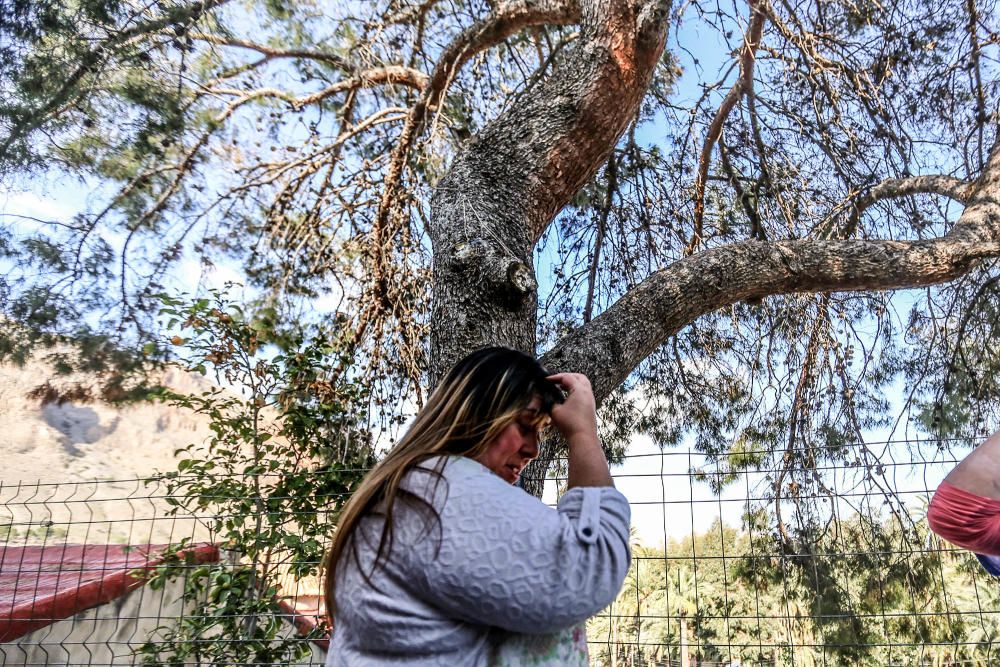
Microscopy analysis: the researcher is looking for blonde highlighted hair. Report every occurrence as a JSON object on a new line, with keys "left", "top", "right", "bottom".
{"left": 323, "top": 347, "right": 562, "bottom": 616}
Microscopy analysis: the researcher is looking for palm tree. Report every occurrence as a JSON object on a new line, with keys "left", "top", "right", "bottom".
{"left": 669, "top": 565, "right": 700, "bottom": 667}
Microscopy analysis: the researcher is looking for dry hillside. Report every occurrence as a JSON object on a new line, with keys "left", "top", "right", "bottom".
{"left": 1, "top": 359, "right": 217, "bottom": 544}
{"left": 1, "top": 360, "right": 214, "bottom": 484}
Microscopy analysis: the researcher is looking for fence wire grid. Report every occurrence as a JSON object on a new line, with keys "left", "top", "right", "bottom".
{"left": 1, "top": 436, "right": 997, "bottom": 667}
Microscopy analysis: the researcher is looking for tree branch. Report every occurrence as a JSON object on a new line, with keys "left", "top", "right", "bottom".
{"left": 542, "top": 140, "right": 1000, "bottom": 404}
{"left": 584, "top": 154, "right": 617, "bottom": 322}
{"left": 965, "top": 0, "right": 987, "bottom": 171}
{"left": 189, "top": 33, "right": 429, "bottom": 91}
{"left": 189, "top": 33, "right": 350, "bottom": 67}
{"left": 296, "top": 68, "right": 430, "bottom": 105}
{"left": 209, "top": 66, "right": 429, "bottom": 110}
{"left": 718, "top": 133, "right": 763, "bottom": 239}
{"left": 774, "top": 293, "right": 828, "bottom": 552}
{"left": 690, "top": 0, "right": 767, "bottom": 254}
{"left": 848, "top": 174, "right": 973, "bottom": 233}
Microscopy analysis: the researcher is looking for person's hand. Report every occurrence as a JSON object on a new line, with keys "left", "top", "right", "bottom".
{"left": 546, "top": 373, "right": 598, "bottom": 444}
{"left": 547, "top": 373, "right": 612, "bottom": 488}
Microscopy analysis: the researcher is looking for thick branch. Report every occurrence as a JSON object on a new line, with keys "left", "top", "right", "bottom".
{"left": 542, "top": 141, "right": 1000, "bottom": 404}
{"left": 299, "top": 68, "right": 430, "bottom": 103}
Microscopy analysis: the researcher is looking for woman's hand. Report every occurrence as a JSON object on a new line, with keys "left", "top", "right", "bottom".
{"left": 546, "top": 373, "right": 598, "bottom": 444}
{"left": 546, "top": 373, "right": 612, "bottom": 488}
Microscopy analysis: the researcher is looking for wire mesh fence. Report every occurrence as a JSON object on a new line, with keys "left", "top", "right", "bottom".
{"left": 1, "top": 437, "right": 996, "bottom": 666}
{"left": 581, "top": 437, "right": 1000, "bottom": 667}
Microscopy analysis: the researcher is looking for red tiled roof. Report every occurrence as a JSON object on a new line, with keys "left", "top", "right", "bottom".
{"left": 0, "top": 543, "right": 219, "bottom": 642}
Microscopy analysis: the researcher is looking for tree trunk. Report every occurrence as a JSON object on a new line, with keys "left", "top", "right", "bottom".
{"left": 680, "top": 614, "right": 689, "bottom": 667}
{"left": 427, "top": 0, "right": 668, "bottom": 385}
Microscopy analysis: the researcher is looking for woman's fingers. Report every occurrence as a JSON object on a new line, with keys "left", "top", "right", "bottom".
{"left": 546, "top": 373, "right": 597, "bottom": 440}
{"left": 546, "top": 373, "right": 592, "bottom": 400}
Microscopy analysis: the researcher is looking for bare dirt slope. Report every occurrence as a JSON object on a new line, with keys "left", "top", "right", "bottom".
{"left": 1, "top": 360, "right": 217, "bottom": 544}
{"left": 1, "top": 360, "right": 214, "bottom": 484}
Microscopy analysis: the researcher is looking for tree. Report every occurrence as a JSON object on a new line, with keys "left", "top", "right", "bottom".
{"left": 1, "top": 0, "right": 998, "bottom": 535}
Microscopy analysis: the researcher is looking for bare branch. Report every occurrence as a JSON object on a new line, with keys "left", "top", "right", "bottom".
{"left": 227, "top": 107, "right": 407, "bottom": 193}
{"left": 189, "top": 33, "right": 429, "bottom": 92}
{"left": 296, "top": 68, "right": 430, "bottom": 105}
{"left": 690, "top": 0, "right": 767, "bottom": 254}
{"left": 965, "top": 0, "right": 987, "bottom": 170}
{"left": 744, "top": 80, "right": 795, "bottom": 230}
{"left": 718, "top": 133, "right": 763, "bottom": 239}
{"left": 584, "top": 154, "right": 617, "bottom": 322}
{"left": 848, "top": 175, "right": 974, "bottom": 233}
{"left": 189, "top": 32, "right": 350, "bottom": 67}
{"left": 209, "top": 66, "right": 429, "bottom": 110}
{"left": 774, "top": 293, "right": 829, "bottom": 552}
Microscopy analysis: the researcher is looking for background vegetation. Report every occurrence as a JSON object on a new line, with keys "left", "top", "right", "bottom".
{"left": 591, "top": 513, "right": 998, "bottom": 666}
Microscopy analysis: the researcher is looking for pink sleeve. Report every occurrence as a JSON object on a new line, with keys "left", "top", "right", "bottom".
{"left": 928, "top": 481, "right": 1000, "bottom": 555}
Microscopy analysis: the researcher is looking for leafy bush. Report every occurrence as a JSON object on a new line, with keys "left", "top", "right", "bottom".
{"left": 138, "top": 290, "right": 374, "bottom": 666}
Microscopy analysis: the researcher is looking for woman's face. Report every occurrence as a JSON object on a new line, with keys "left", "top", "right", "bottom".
{"left": 474, "top": 396, "right": 546, "bottom": 485}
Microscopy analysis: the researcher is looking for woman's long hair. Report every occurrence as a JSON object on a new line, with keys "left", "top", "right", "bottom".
{"left": 323, "top": 347, "right": 563, "bottom": 616}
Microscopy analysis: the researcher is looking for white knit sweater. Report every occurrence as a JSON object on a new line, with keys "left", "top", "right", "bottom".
{"left": 327, "top": 455, "right": 631, "bottom": 666}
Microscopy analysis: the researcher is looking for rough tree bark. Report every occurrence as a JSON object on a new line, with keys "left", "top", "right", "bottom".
{"left": 428, "top": 0, "right": 669, "bottom": 383}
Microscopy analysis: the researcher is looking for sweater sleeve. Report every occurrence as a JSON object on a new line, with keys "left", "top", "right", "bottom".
{"left": 401, "top": 458, "right": 631, "bottom": 634}
{"left": 928, "top": 481, "right": 1000, "bottom": 555}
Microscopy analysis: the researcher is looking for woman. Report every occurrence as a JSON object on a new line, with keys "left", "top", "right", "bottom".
{"left": 324, "top": 347, "right": 631, "bottom": 665}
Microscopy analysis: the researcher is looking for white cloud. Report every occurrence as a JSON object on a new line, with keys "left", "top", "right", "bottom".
{"left": 1, "top": 188, "right": 82, "bottom": 226}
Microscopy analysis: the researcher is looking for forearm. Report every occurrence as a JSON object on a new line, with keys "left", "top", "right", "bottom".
{"left": 943, "top": 431, "right": 1000, "bottom": 499}
{"left": 546, "top": 372, "right": 614, "bottom": 489}
{"left": 566, "top": 434, "right": 614, "bottom": 489}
